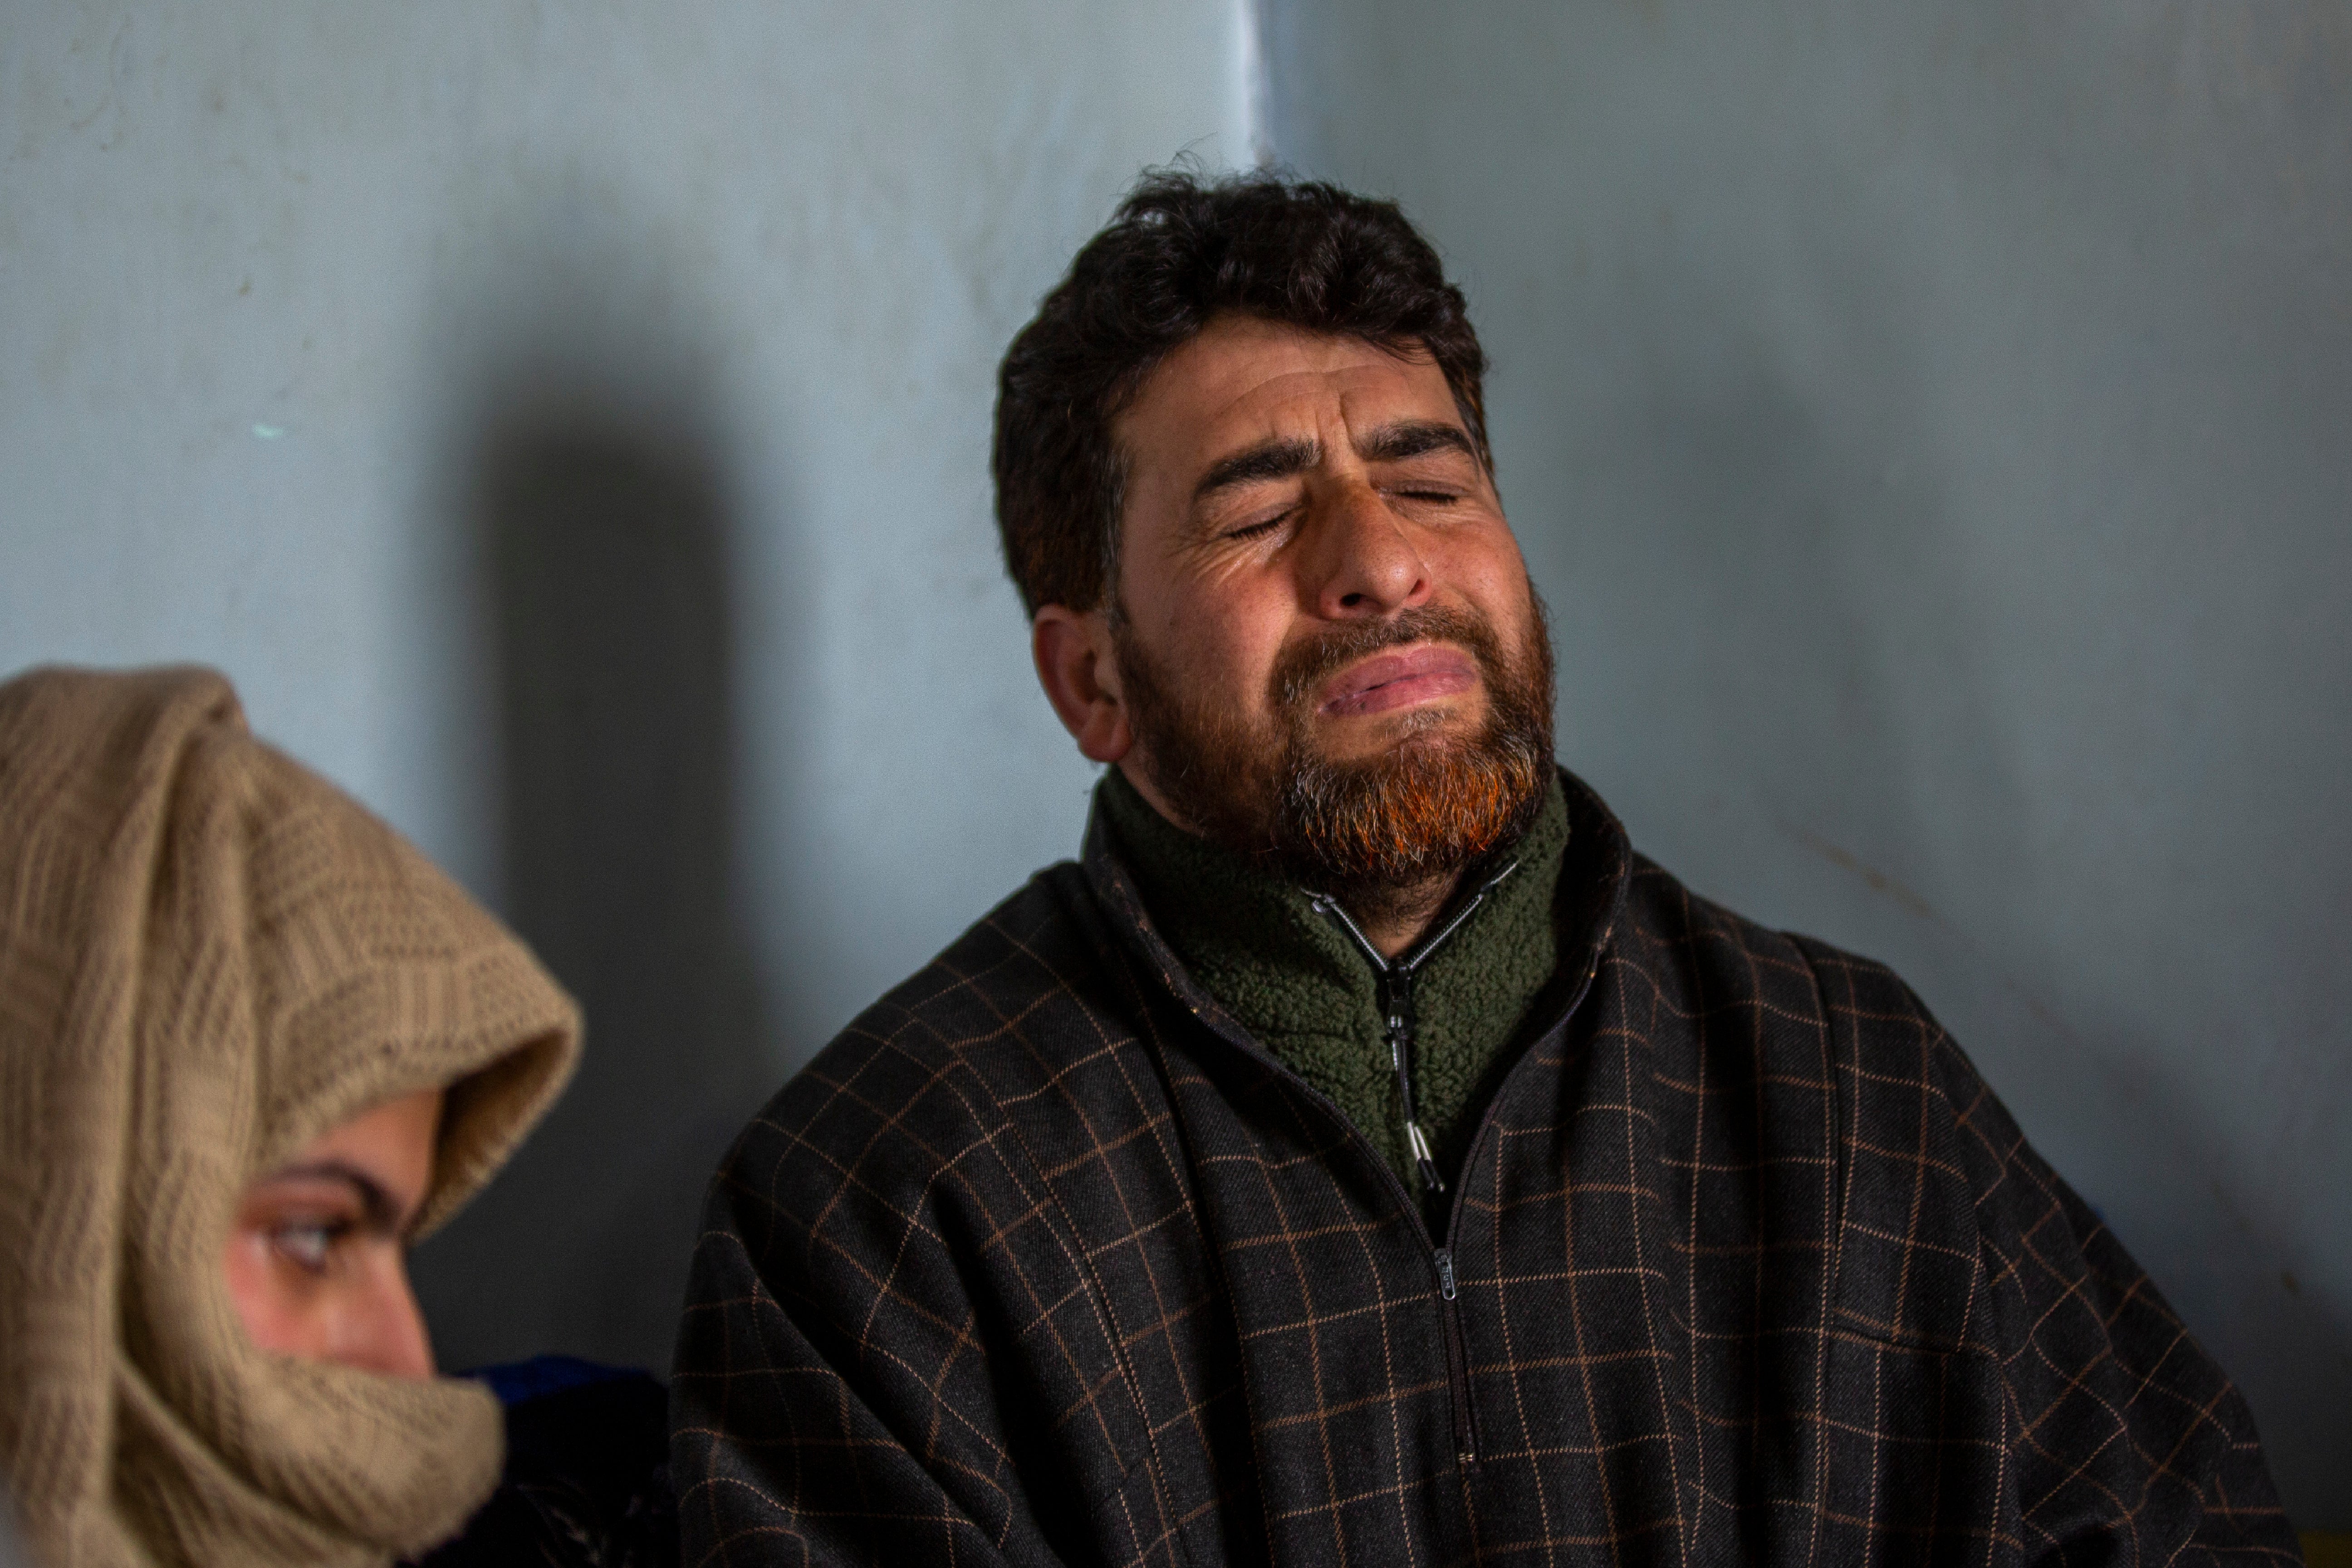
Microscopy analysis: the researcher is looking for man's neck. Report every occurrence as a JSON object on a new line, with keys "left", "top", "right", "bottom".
{"left": 1333, "top": 873, "right": 1463, "bottom": 960}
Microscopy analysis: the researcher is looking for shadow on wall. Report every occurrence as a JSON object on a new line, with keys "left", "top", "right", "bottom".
{"left": 411, "top": 398, "right": 771, "bottom": 1374}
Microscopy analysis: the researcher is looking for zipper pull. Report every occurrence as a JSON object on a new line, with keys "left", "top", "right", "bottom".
{"left": 1434, "top": 1248, "right": 1457, "bottom": 1301}
{"left": 1407, "top": 1119, "right": 1445, "bottom": 1195}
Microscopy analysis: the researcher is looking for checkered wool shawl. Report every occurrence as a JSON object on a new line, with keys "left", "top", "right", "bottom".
{"left": 674, "top": 770, "right": 2293, "bottom": 1566}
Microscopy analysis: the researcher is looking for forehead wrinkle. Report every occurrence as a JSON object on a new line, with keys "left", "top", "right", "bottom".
{"left": 1127, "top": 324, "right": 1480, "bottom": 571}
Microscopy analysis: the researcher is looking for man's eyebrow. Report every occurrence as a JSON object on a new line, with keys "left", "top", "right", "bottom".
{"left": 1189, "top": 421, "right": 1478, "bottom": 507}
{"left": 1192, "top": 436, "right": 1319, "bottom": 501}
{"left": 262, "top": 1161, "right": 407, "bottom": 1233}
{"left": 1356, "top": 420, "right": 1478, "bottom": 464}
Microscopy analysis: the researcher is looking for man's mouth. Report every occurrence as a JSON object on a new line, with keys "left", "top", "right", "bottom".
{"left": 1316, "top": 643, "right": 1480, "bottom": 718}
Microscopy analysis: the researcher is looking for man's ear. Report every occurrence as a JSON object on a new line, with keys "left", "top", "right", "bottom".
{"left": 1032, "top": 605, "right": 1132, "bottom": 764}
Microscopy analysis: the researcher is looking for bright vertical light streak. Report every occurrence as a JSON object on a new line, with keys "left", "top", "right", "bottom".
{"left": 1234, "top": 0, "right": 1273, "bottom": 167}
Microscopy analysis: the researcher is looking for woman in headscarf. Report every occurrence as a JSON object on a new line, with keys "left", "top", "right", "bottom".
{"left": 0, "top": 666, "right": 580, "bottom": 1567}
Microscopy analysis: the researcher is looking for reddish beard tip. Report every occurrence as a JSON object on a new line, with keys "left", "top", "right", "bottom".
{"left": 1116, "top": 600, "right": 1557, "bottom": 890}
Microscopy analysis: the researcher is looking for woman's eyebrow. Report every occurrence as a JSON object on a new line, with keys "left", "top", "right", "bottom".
{"left": 260, "top": 1162, "right": 405, "bottom": 1232}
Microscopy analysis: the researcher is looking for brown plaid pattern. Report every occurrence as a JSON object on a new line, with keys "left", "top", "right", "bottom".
{"left": 672, "top": 771, "right": 2295, "bottom": 1566}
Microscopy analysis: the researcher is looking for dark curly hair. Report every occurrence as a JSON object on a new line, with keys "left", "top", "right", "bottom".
{"left": 991, "top": 167, "right": 1491, "bottom": 616}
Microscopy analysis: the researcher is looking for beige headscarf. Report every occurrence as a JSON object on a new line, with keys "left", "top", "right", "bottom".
{"left": 0, "top": 667, "right": 582, "bottom": 1567}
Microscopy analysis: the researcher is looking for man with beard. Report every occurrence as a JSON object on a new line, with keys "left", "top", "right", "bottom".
{"left": 672, "top": 172, "right": 2293, "bottom": 1565}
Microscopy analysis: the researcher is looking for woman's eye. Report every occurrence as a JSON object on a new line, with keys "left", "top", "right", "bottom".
{"left": 270, "top": 1221, "right": 346, "bottom": 1274}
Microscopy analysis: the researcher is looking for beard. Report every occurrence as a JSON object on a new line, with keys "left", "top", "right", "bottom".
{"left": 1113, "top": 594, "right": 1556, "bottom": 912}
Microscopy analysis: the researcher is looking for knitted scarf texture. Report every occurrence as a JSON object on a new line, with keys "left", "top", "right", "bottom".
{"left": 0, "top": 667, "right": 581, "bottom": 1568}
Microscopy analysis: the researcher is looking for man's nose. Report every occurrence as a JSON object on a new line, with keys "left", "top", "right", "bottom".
{"left": 1304, "top": 478, "right": 1433, "bottom": 619}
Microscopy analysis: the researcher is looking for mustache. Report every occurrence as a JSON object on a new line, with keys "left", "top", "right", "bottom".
{"left": 1270, "top": 604, "right": 1508, "bottom": 712}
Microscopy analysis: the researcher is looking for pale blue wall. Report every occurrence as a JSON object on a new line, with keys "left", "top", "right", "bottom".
{"left": 1265, "top": 0, "right": 2352, "bottom": 1527}
{"left": 0, "top": 0, "right": 1252, "bottom": 1372}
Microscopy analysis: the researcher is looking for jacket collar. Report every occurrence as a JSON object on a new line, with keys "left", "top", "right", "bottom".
{"left": 1080, "top": 764, "right": 1633, "bottom": 1101}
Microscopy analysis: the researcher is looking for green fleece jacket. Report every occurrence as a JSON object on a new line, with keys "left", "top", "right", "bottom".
{"left": 1096, "top": 767, "right": 1569, "bottom": 1197}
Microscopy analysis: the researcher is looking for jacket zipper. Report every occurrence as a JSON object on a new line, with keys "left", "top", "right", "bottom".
{"left": 1423, "top": 935, "right": 1613, "bottom": 1472}
{"left": 1312, "top": 862, "right": 1519, "bottom": 1470}
{"left": 1432, "top": 1247, "right": 1480, "bottom": 1469}
{"left": 1311, "top": 862, "right": 1515, "bottom": 1200}
{"left": 1102, "top": 793, "right": 1626, "bottom": 1549}
{"left": 1308, "top": 875, "right": 1617, "bottom": 1485}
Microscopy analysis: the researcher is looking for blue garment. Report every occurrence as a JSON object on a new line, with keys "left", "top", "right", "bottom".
{"left": 472, "top": 1353, "right": 647, "bottom": 1408}
{"left": 410, "top": 1357, "right": 675, "bottom": 1568}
